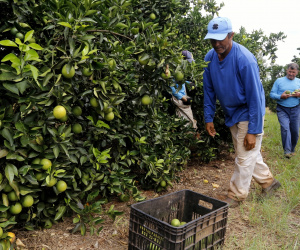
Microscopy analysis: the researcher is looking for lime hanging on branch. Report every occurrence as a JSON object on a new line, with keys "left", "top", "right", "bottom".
{"left": 141, "top": 95, "right": 152, "bottom": 105}
{"left": 150, "top": 13, "right": 156, "bottom": 20}
{"left": 174, "top": 71, "right": 184, "bottom": 82}
{"left": 138, "top": 54, "right": 150, "bottom": 65}
{"left": 53, "top": 105, "right": 67, "bottom": 119}
{"left": 62, "top": 64, "right": 75, "bottom": 78}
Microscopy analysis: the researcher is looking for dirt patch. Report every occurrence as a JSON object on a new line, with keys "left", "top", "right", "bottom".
{"left": 12, "top": 151, "right": 261, "bottom": 249}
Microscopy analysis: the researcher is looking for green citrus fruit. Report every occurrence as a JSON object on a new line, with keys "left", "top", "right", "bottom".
{"left": 72, "top": 106, "right": 82, "bottom": 117}
{"left": 161, "top": 72, "right": 171, "bottom": 79}
{"left": 35, "top": 172, "right": 45, "bottom": 181}
{"left": 138, "top": 54, "right": 150, "bottom": 65}
{"left": 174, "top": 71, "right": 184, "bottom": 82}
{"left": 0, "top": 227, "right": 3, "bottom": 238}
{"left": 131, "top": 28, "right": 139, "bottom": 35}
{"left": 0, "top": 239, "right": 10, "bottom": 250}
{"left": 44, "top": 219, "right": 53, "bottom": 229}
{"left": 150, "top": 13, "right": 156, "bottom": 20}
{"left": 59, "top": 115, "right": 68, "bottom": 122}
{"left": 22, "top": 195, "right": 34, "bottom": 207}
{"left": 47, "top": 178, "right": 57, "bottom": 187}
{"left": 53, "top": 105, "right": 67, "bottom": 119}
{"left": 141, "top": 95, "right": 152, "bottom": 105}
{"left": 0, "top": 173, "right": 3, "bottom": 183}
{"left": 56, "top": 180, "right": 67, "bottom": 192}
{"left": 72, "top": 123, "right": 82, "bottom": 134}
{"left": 104, "top": 107, "right": 113, "bottom": 114}
{"left": 15, "top": 33, "right": 24, "bottom": 40}
{"left": 9, "top": 202, "right": 22, "bottom": 215}
{"left": 10, "top": 27, "right": 18, "bottom": 35}
{"left": 180, "top": 221, "right": 186, "bottom": 226}
{"left": 82, "top": 67, "right": 93, "bottom": 77}
{"left": 171, "top": 218, "right": 180, "bottom": 227}
{"left": 90, "top": 97, "right": 99, "bottom": 108}
{"left": 104, "top": 112, "right": 114, "bottom": 121}
{"left": 62, "top": 64, "right": 75, "bottom": 78}
{"left": 3, "top": 184, "right": 13, "bottom": 193}
{"left": 160, "top": 180, "right": 167, "bottom": 187}
{"left": 108, "top": 58, "right": 116, "bottom": 71}
{"left": 7, "top": 191, "right": 18, "bottom": 202}
{"left": 32, "top": 158, "right": 41, "bottom": 165}
{"left": 40, "top": 158, "right": 52, "bottom": 170}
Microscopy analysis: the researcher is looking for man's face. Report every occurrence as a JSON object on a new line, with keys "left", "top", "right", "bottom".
{"left": 286, "top": 68, "right": 298, "bottom": 80}
{"left": 210, "top": 34, "right": 233, "bottom": 57}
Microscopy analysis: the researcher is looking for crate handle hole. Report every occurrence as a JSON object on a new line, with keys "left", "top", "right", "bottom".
{"left": 198, "top": 199, "right": 213, "bottom": 209}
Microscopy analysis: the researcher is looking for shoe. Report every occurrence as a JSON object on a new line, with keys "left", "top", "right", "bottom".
{"left": 262, "top": 179, "right": 281, "bottom": 197}
{"left": 224, "top": 197, "right": 241, "bottom": 208}
{"left": 284, "top": 153, "right": 292, "bottom": 159}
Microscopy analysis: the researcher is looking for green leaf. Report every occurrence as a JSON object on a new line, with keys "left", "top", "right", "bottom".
{"left": 73, "top": 217, "right": 80, "bottom": 223}
{"left": 53, "top": 145, "right": 60, "bottom": 158}
{"left": 24, "top": 30, "right": 34, "bottom": 43}
{"left": 0, "top": 149, "right": 9, "bottom": 158}
{"left": 0, "top": 220, "right": 17, "bottom": 228}
{"left": 2, "top": 128, "right": 14, "bottom": 146}
{"left": 5, "top": 163, "right": 18, "bottom": 183}
{"left": 0, "top": 205, "right": 9, "bottom": 212}
{"left": 28, "top": 65, "right": 39, "bottom": 80}
{"left": 28, "top": 43, "right": 43, "bottom": 50}
{"left": 16, "top": 80, "right": 29, "bottom": 94}
{"left": 24, "top": 49, "right": 40, "bottom": 61}
{"left": 80, "top": 223, "right": 86, "bottom": 236}
{"left": 69, "top": 37, "right": 75, "bottom": 56}
{"left": 54, "top": 206, "right": 67, "bottom": 220}
{"left": 1, "top": 53, "right": 20, "bottom": 64}
{"left": 58, "top": 22, "right": 72, "bottom": 29}
{"left": 0, "top": 40, "right": 18, "bottom": 47}
{"left": 3, "top": 83, "right": 19, "bottom": 95}
{"left": 0, "top": 72, "right": 19, "bottom": 81}
{"left": 81, "top": 18, "right": 97, "bottom": 23}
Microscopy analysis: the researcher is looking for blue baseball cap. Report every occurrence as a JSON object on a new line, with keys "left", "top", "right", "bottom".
{"left": 204, "top": 17, "right": 232, "bottom": 40}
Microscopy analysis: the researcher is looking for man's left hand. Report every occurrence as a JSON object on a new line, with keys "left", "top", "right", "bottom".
{"left": 244, "top": 133, "right": 256, "bottom": 150}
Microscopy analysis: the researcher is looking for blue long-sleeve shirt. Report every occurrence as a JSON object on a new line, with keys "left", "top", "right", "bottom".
{"left": 270, "top": 76, "right": 300, "bottom": 107}
{"left": 203, "top": 41, "right": 265, "bottom": 134}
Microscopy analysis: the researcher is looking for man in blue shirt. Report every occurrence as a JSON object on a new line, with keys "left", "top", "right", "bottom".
{"left": 270, "top": 63, "right": 300, "bottom": 158}
{"left": 203, "top": 17, "right": 281, "bottom": 207}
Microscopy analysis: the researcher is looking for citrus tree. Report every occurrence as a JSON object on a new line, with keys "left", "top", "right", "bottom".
{"left": 0, "top": 0, "right": 218, "bottom": 236}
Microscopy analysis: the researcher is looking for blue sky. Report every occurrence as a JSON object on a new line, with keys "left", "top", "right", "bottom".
{"left": 214, "top": 0, "right": 300, "bottom": 66}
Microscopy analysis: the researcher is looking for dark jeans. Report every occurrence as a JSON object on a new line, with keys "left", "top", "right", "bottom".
{"left": 276, "top": 104, "right": 300, "bottom": 154}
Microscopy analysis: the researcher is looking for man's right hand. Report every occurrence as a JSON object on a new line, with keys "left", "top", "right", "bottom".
{"left": 206, "top": 122, "right": 216, "bottom": 137}
{"left": 281, "top": 92, "right": 291, "bottom": 99}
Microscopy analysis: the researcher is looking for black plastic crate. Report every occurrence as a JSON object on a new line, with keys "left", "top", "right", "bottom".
{"left": 128, "top": 189, "right": 228, "bottom": 250}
